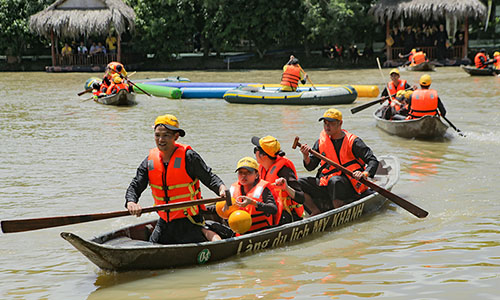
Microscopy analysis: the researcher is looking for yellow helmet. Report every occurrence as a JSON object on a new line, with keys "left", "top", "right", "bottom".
{"left": 112, "top": 74, "right": 122, "bottom": 84}
{"left": 228, "top": 210, "right": 252, "bottom": 234}
{"left": 411, "top": 48, "right": 417, "bottom": 53}
{"left": 215, "top": 198, "right": 238, "bottom": 219}
{"left": 403, "top": 90, "right": 413, "bottom": 100}
{"left": 396, "top": 90, "right": 405, "bottom": 98}
{"left": 494, "top": 51, "right": 500, "bottom": 57}
{"left": 419, "top": 74, "right": 432, "bottom": 87}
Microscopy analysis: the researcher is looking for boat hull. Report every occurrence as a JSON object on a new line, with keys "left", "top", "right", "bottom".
{"left": 407, "top": 61, "right": 435, "bottom": 71}
{"left": 374, "top": 108, "right": 448, "bottom": 139}
{"left": 95, "top": 89, "right": 137, "bottom": 106}
{"left": 61, "top": 156, "right": 399, "bottom": 271}
{"left": 461, "top": 65, "right": 499, "bottom": 76}
{"left": 223, "top": 86, "right": 357, "bottom": 105}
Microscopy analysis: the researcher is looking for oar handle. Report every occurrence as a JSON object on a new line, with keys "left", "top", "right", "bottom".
{"left": 120, "top": 74, "right": 152, "bottom": 97}
{"left": 292, "top": 137, "right": 428, "bottom": 218}
{"left": 1, "top": 191, "right": 230, "bottom": 233}
{"left": 77, "top": 88, "right": 92, "bottom": 96}
{"left": 350, "top": 87, "right": 414, "bottom": 114}
{"left": 298, "top": 65, "right": 316, "bottom": 90}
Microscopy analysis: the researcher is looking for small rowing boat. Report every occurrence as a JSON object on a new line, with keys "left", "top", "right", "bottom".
{"left": 61, "top": 155, "right": 399, "bottom": 271}
{"left": 223, "top": 86, "right": 357, "bottom": 105}
{"left": 94, "top": 89, "right": 137, "bottom": 106}
{"left": 374, "top": 107, "right": 449, "bottom": 139}
{"left": 461, "top": 65, "right": 500, "bottom": 76}
{"left": 407, "top": 61, "right": 435, "bottom": 72}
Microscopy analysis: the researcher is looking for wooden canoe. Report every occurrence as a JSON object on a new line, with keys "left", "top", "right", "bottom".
{"left": 94, "top": 89, "right": 137, "bottom": 106}
{"left": 407, "top": 61, "right": 435, "bottom": 72}
{"left": 61, "top": 156, "right": 399, "bottom": 271}
{"left": 374, "top": 107, "right": 449, "bottom": 139}
{"left": 223, "top": 86, "right": 357, "bottom": 105}
{"left": 461, "top": 65, "right": 500, "bottom": 76}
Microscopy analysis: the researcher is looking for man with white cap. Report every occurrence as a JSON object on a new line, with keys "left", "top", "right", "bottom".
{"left": 125, "top": 114, "right": 227, "bottom": 244}
{"left": 298, "top": 108, "right": 379, "bottom": 215}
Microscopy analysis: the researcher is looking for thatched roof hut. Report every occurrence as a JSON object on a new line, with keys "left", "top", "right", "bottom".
{"left": 370, "top": 0, "right": 487, "bottom": 23}
{"left": 369, "top": 0, "right": 487, "bottom": 61}
{"left": 30, "top": 0, "right": 136, "bottom": 65}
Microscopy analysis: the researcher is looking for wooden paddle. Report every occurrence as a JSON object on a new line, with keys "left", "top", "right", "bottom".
{"left": 298, "top": 65, "right": 317, "bottom": 90}
{"left": 119, "top": 74, "right": 152, "bottom": 97}
{"left": 442, "top": 115, "right": 466, "bottom": 137}
{"left": 1, "top": 191, "right": 231, "bottom": 233}
{"left": 77, "top": 88, "right": 92, "bottom": 96}
{"left": 350, "top": 88, "right": 414, "bottom": 114}
{"left": 292, "top": 137, "right": 428, "bottom": 218}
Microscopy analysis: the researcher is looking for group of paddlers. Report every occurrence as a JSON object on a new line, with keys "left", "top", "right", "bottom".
{"left": 90, "top": 62, "right": 133, "bottom": 100}
{"left": 474, "top": 48, "right": 500, "bottom": 70}
{"left": 378, "top": 68, "right": 446, "bottom": 121}
{"left": 125, "top": 109, "right": 378, "bottom": 244}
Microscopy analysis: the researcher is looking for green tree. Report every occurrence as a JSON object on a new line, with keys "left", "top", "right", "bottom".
{"left": 0, "top": 0, "right": 52, "bottom": 55}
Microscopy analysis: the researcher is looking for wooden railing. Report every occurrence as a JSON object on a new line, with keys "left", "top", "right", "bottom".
{"left": 55, "top": 53, "right": 118, "bottom": 66}
{"left": 390, "top": 46, "right": 466, "bottom": 60}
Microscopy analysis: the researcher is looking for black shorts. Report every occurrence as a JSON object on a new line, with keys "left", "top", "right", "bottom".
{"left": 149, "top": 215, "right": 207, "bottom": 245}
{"left": 299, "top": 176, "right": 358, "bottom": 212}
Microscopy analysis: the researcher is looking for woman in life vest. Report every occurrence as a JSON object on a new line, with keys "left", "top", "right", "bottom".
{"left": 407, "top": 74, "right": 447, "bottom": 119}
{"left": 280, "top": 55, "right": 308, "bottom": 92}
{"left": 251, "top": 136, "right": 305, "bottom": 225}
{"left": 125, "top": 114, "right": 228, "bottom": 244}
{"left": 231, "top": 157, "right": 277, "bottom": 234}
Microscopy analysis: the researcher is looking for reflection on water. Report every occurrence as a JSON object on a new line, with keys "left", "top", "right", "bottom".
{"left": 1, "top": 68, "right": 500, "bottom": 299}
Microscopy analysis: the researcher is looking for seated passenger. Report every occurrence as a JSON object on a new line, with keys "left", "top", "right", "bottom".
{"left": 407, "top": 74, "right": 447, "bottom": 119}
{"left": 251, "top": 136, "right": 305, "bottom": 225}
{"left": 106, "top": 74, "right": 129, "bottom": 95}
{"left": 231, "top": 157, "right": 277, "bottom": 234}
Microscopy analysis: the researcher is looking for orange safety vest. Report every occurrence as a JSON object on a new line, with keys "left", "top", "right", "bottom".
{"left": 494, "top": 55, "right": 500, "bottom": 69}
{"left": 107, "top": 61, "right": 126, "bottom": 75}
{"left": 99, "top": 80, "right": 109, "bottom": 93}
{"left": 106, "top": 81, "right": 129, "bottom": 95}
{"left": 280, "top": 65, "right": 301, "bottom": 88}
{"left": 230, "top": 180, "right": 274, "bottom": 233}
{"left": 408, "top": 89, "right": 439, "bottom": 119}
{"left": 318, "top": 130, "right": 368, "bottom": 195}
{"left": 147, "top": 145, "right": 202, "bottom": 223}
{"left": 412, "top": 52, "right": 426, "bottom": 65}
{"left": 475, "top": 53, "right": 487, "bottom": 69}
{"left": 259, "top": 156, "right": 304, "bottom": 224}
{"left": 387, "top": 79, "right": 407, "bottom": 96}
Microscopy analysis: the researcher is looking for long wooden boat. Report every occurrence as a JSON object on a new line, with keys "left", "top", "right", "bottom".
{"left": 61, "top": 156, "right": 399, "bottom": 271}
{"left": 223, "top": 86, "right": 357, "bottom": 105}
{"left": 407, "top": 61, "right": 435, "bottom": 72}
{"left": 94, "top": 89, "right": 137, "bottom": 106}
{"left": 374, "top": 107, "right": 449, "bottom": 139}
{"left": 461, "top": 65, "right": 500, "bottom": 76}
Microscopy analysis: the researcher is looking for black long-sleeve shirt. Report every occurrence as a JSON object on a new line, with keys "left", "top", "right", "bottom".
{"left": 125, "top": 148, "right": 225, "bottom": 207}
{"left": 303, "top": 136, "right": 379, "bottom": 178}
{"left": 408, "top": 93, "right": 447, "bottom": 117}
{"left": 276, "top": 165, "right": 305, "bottom": 204}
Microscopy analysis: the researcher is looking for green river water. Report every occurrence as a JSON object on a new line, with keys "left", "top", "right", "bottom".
{"left": 0, "top": 68, "right": 499, "bottom": 299}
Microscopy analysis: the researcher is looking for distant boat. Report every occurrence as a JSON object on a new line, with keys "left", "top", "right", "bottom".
{"left": 461, "top": 65, "right": 500, "bottom": 76}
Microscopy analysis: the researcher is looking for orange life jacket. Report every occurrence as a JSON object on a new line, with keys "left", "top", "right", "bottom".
{"left": 99, "top": 80, "right": 109, "bottom": 93}
{"left": 107, "top": 61, "right": 126, "bottom": 75}
{"left": 408, "top": 53, "right": 414, "bottom": 63}
{"left": 147, "top": 145, "right": 202, "bottom": 223}
{"left": 475, "top": 53, "right": 487, "bottom": 69}
{"left": 494, "top": 55, "right": 500, "bottom": 69}
{"left": 412, "top": 52, "right": 426, "bottom": 65}
{"left": 280, "top": 65, "right": 301, "bottom": 88}
{"left": 259, "top": 156, "right": 304, "bottom": 224}
{"left": 318, "top": 130, "right": 368, "bottom": 195}
{"left": 387, "top": 79, "right": 407, "bottom": 96}
{"left": 408, "top": 89, "right": 439, "bottom": 119}
{"left": 230, "top": 180, "right": 274, "bottom": 233}
{"left": 106, "top": 81, "right": 129, "bottom": 95}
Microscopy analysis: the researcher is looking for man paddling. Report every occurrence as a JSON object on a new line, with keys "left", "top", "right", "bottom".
{"left": 407, "top": 74, "right": 447, "bottom": 119}
{"left": 298, "top": 108, "right": 379, "bottom": 215}
{"left": 280, "top": 55, "right": 308, "bottom": 92}
{"left": 380, "top": 68, "right": 412, "bottom": 97}
{"left": 125, "top": 114, "right": 227, "bottom": 244}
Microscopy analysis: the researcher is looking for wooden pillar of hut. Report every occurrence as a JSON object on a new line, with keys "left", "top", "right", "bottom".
{"left": 50, "top": 29, "right": 56, "bottom": 66}
{"left": 386, "top": 19, "right": 391, "bottom": 60}
{"left": 464, "top": 17, "right": 469, "bottom": 58}
{"left": 117, "top": 34, "right": 121, "bottom": 62}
